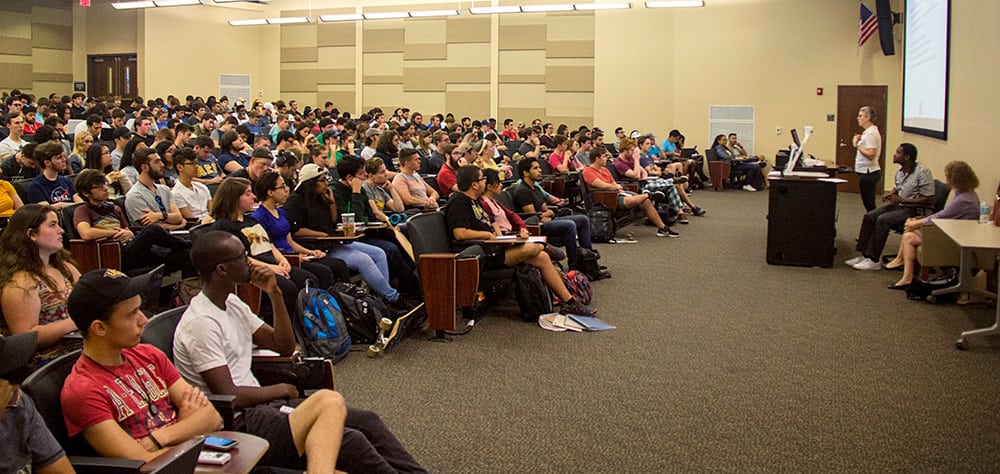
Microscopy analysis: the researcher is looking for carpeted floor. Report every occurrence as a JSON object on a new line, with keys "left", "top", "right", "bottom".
{"left": 332, "top": 188, "right": 1000, "bottom": 473}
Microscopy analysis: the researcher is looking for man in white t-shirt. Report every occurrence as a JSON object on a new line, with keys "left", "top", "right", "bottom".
{"left": 0, "top": 113, "right": 26, "bottom": 160}
{"left": 170, "top": 147, "right": 211, "bottom": 223}
{"left": 853, "top": 106, "right": 882, "bottom": 212}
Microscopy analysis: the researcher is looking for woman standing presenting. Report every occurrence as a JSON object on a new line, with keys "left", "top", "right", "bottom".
{"left": 854, "top": 106, "right": 882, "bottom": 212}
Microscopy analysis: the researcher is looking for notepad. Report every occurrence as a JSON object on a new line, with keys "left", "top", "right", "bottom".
{"left": 567, "top": 315, "right": 616, "bottom": 331}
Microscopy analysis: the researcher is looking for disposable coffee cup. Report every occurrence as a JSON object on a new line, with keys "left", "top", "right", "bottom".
{"left": 342, "top": 213, "right": 356, "bottom": 237}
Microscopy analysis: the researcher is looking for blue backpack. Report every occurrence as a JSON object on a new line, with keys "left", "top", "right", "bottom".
{"left": 295, "top": 287, "right": 351, "bottom": 364}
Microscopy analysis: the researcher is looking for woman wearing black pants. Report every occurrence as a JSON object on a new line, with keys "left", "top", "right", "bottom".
{"left": 853, "top": 106, "right": 882, "bottom": 212}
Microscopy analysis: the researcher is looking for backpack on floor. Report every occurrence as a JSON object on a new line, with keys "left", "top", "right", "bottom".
{"left": 574, "top": 248, "right": 608, "bottom": 281}
{"left": 330, "top": 282, "right": 388, "bottom": 345}
{"left": 588, "top": 203, "right": 616, "bottom": 243}
{"left": 561, "top": 269, "right": 593, "bottom": 306}
{"left": 295, "top": 287, "right": 351, "bottom": 364}
{"left": 514, "top": 263, "right": 553, "bottom": 322}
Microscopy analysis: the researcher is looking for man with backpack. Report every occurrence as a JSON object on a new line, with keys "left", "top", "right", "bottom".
{"left": 173, "top": 230, "right": 426, "bottom": 473}
{"left": 445, "top": 165, "right": 596, "bottom": 317}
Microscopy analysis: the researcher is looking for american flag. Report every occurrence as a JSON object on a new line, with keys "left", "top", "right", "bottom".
{"left": 858, "top": 2, "right": 879, "bottom": 47}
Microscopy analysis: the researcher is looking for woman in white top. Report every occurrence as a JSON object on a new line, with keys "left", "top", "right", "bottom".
{"left": 854, "top": 106, "right": 882, "bottom": 212}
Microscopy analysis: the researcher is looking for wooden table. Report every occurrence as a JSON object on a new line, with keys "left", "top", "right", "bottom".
{"left": 931, "top": 219, "right": 1000, "bottom": 349}
{"left": 196, "top": 431, "right": 269, "bottom": 474}
{"left": 484, "top": 236, "right": 547, "bottom": 245}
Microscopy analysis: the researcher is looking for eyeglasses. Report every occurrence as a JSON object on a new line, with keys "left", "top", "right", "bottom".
{"left": 216, "top": 251, "right": 249, "bottom": 268}
{"left": 272, "top": 184, "right": 288, "bottom": 191}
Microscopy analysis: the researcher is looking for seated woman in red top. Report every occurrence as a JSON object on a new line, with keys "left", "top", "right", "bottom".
{"left": 548, "top": 135, "right": 584, "bottom": 173}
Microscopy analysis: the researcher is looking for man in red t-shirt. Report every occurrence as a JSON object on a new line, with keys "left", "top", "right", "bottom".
{"left": 436, "top": 144, "right": 464, "bottom": 197}
{"left": 581, "top": 146, "right": 678, "bottom": 238}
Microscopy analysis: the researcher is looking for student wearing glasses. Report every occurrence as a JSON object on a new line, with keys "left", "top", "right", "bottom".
{"left": 124, "top": 148, "right": 186, "bottom": 231}
{"left": 170, "top": 148, "right": 212, "bottom": 224}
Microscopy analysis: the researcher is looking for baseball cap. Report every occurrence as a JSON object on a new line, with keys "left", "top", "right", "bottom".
{"left": 295, "top": 163, "right": 327, "bottom": 191}
{"left": 629, "top": 131, "right": 641, "bottom": 139}
{"left": 67, "top": 269, "right": 156, "bottom": 331}
{"left": 365, "top": 127, "right": 381, "bottom": 138}
{"left": 0, "top": 332, "right": 38, "bottom": 378}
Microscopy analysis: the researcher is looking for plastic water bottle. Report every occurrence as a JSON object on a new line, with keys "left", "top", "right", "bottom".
{"left": 980, "top": 201, "right": 990, "bottom": 224}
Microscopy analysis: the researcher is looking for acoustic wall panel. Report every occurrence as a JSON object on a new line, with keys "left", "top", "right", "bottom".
{"left": 317, "top": 46, "right": 356, "bottom": 67}
{"left": 362, "top": 28, "right": 405, "bottom": 53}
{"left": 280, "top": 24, "right": 318, "bottom": 48}
{"left": 0, "top": 2, "right": 71, "bottom": 94}
{"left": 0, "top": 37, "right": 32, "bottom": 56}
{"left": 282, "top": 47, "right": 319, "bottom": 63}
{"left": 498, "top": 25, "right": 547, "bottom": 51}
{"left": 447, "top": 17, "right": 490, "bottom": 43}
{"left": 404, "top": 43, "right": 448, "bottom": 61}
{"left": 318, "top": 23, "right": 356, "bottom": 47}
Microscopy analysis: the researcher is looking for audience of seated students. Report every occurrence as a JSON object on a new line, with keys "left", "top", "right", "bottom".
{"left": 0, "top": 204, "right": 82, "bottom": 371}
{"left": 513, "top": 158, "right": 601, "bottom": 270}
{"left": 616, "top": 138, "right": 705, "bottom": 222}
{"left": 217, "top": 130, "right": 251, "bottom": 175}
{"left": 726, "top": 132, "right": 768, "bottom": 189}
{"left": 518, "top": 127, "right": 544, "bottom": 159}
{"left": 84, "top": 141, "right": 132, "bottom": 199}
{"left": 191, "top": 135, "right": 222, "bottom": 185}
{"left": 884, "top": 160, "right": 980, "bottom": 289}
{"left": 251, "top": 171, "right": 349, "bottom": 290}
{"left": 445, "top": 165, "right": 595, "bottom": 316}
{"left": 480, "top": 168, "right": 529, "bottom": 236}
{"left": 2, "top": 142, "right": 40, "bottom": 181}
{"left": 328, "top": 157, "right": 420, "bottom": 295}
{"left": 1, "top": 330, "right": 75, "bottom": 474}
{"left": 393, "top": 148, "right": 439, "bottom": 209}
{"left": 26, "top": 141, "right": 82, "bottom": 209}
{"left": 470, "top": 135, "right": 512, "bottom": 180}
{"left": 583, "top": 146, "right": 678, "bottom": 238}
{"left": 170, "top": 232, "right": 426, "bottom": 472}
{"left": 0, "top": 112, "right": 26, "bottom": 161}
{"left": 712, "top": 134, "right": 764, "bottom": 192}
{"left": 209, "top": 177, "right": 315, "bottom": 324}
{"left": 844, "top": 143, "right": 935, "bottom": 271}
{"left": 123, "top": 148, "right": 186, "bottom": 231}
{"left": 170, "top": 147, "right": 212, "bottom": 223}
{"left": 548, "top": 134, "right": 584, "bottom": 173}
{"left": 364, "top": 157, "right": 406, "bottom": 221}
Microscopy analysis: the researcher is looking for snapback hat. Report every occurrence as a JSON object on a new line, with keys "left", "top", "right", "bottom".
{"left": 67, "top": 269, "right": 155, "bottom": 330}
{"left": 0, "top": 332, "right": 38, "bottom": 378}
{"left": 295, "top": 163, "right": 327, "bottom": 191}
{"left": 365, "top": 127, "right": 382, "bottom": 138}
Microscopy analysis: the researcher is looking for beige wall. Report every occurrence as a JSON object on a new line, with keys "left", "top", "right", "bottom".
{"left": 73, "top": 0, "right": 998, "bottom": 197}
{"left": 0, "top": 0, "right": 74, "bottom": 96}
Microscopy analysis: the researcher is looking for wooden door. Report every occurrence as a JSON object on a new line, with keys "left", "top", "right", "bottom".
{"left": 88, "top": 54, "right": 138, "bottom": 100}
{"left": 836, "top": 85, "right": 887, "bottom": 193}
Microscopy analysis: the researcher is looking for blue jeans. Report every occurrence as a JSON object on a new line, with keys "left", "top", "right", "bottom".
{"left": 541, "top": 214, "right": 593, "bottom": 264}
{"left": 329, "top": 241, "right": 399, "bottom": 302}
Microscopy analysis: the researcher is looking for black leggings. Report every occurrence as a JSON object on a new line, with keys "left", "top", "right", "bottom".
{"left": 121, "top": 225, "right": 195, "bottom": 277}
{"left": 858, "top": 170, "right": 882, "bottom": 212}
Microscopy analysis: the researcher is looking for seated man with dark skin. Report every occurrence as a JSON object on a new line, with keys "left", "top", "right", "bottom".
{"left": 445, "top": 165, "right": 596, "bottom": 317}
{"left": 174, "top": 231, "right": 426, "bottom": 473}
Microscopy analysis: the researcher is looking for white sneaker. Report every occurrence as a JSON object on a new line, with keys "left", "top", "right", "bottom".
{"left": 844, "top": 256, "right": 865, "bottom": 266}
{"left": 852, "top": 258, "right": 882, "bottom": 271}
{"left": 742, "top": 184, "right": 757, "bottom": 192}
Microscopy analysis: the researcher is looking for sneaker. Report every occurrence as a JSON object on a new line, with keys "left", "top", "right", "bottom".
{"left": 649, "top": 190, "right": 666, "bottom": 201}
{"left": 742, "top": 184, "right": 757, "bottom": 192}
{"left": 657, "top": 227, "right": 680, "bottom": 238}
{"left": 563, "top": 298, "right": 596, "bottom": 317}
{"left": 673, "top": 176, "right": 688, "bottom": 184}
{"left": 844, "top": 255, "right": 865, "bottom": 266}
{"left": 692, "top": 207, "right": 706, "bottom": 217}
{"left": 677, "top": 217, "right": 690, "bottom": 225}
{"left": 852, "top": 258, "right": 882, "bottom": 271}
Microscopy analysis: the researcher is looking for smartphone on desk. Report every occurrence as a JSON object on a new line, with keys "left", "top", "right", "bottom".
{"left": 204, "top": 435, "right": 239, "bottom": 451}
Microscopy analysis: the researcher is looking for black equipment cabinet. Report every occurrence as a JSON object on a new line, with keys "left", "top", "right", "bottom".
{"left": 766, "top": 177, "right": 838, "bottom": 267}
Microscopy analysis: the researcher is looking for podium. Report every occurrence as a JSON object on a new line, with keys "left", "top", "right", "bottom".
{"left": 766, "top": 177, "right": 838, "bottom": 267}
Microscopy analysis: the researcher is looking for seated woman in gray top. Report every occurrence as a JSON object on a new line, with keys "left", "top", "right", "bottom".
{"left": 885, "top": 160, "right": 980, "bottom": 290}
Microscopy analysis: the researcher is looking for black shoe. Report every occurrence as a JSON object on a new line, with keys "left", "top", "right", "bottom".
{"left": 887, "top": 283, "right": 910, "bottom": 291}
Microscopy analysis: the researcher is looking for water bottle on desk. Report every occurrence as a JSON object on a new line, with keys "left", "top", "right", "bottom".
{"left": 980, "top": 201, "right": 991, "bottom": 224}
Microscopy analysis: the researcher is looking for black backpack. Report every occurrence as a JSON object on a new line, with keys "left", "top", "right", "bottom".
{"left": 575, "top": 248, "right": 608, "bottom": 281}
{"left": 514, "top": 263, "right": 553, "bottom": 322}
{"left": 294, "top": 287, "right": 351, "bottom": 364}
{"left": 588, "top": 203, "right": 616, "bottom": 243}
{"left": 330, "top": 282, "right": 389, "bottom": 345}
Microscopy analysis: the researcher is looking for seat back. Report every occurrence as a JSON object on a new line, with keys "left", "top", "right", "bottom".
{"left": 705, "top": 148, "right": 718, "bottom": 162}
{"left": 538, "top": 158, "right": 553, "bottom": 176}
{"left": 406, "top": 211, "right": 452, "bottom": 258}
{"left": 13, "top": 178, "right": 33, "bottom": 203}
{"left": 141, "top": 305, "right": 188, "bottom": 361}
{"left": 932, "top": 179, "right": 951, "bottom": 213}
{"left": 21, "top": 350, "right": 92, "bottom": 455}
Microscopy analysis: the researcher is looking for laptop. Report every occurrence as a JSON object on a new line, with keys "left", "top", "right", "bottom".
{"left": 679, "top": 146, "right": 698, "bottom": 158}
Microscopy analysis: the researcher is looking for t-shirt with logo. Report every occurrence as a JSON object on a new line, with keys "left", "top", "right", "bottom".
{"left": 26, "top": 174, "right": 76, "bottom": 205}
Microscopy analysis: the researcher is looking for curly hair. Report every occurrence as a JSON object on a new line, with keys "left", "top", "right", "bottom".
{"left": 0, "top": 204, "right": 78, "bottom": 291}
{"left": 944, "top": 161, "right": 979, "bottom": 193}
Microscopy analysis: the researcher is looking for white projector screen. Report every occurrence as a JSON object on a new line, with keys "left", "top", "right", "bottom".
{"left": 902, "top": 0, "right": 950, "bottom": 140}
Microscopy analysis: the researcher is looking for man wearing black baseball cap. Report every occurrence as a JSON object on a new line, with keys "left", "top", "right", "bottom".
{"left": 60, "top": 268, "right": 225, "bottom": 462}
{"left": 1, "top": 331, "right": 74, "bottom": 473}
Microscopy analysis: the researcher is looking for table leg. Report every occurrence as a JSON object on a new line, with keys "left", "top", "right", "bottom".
{"left": 933, "top": 247, "right": 973, "bottom": 296}
{"left": 956, "top": 252, "right": 1000, "bottom": 349}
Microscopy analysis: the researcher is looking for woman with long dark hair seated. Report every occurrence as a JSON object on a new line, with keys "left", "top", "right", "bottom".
{"left": 251, "top": 171, "right": 350, "bottom": 289}
{"left": 712, "top": 134, "right": 763, "bottom": 192}
{"left": 84, "top": 142, "right": 132, "bottom": 199}
{"left": 284, "top": 165, "right": 410, "bottom": 309}
{"left": 209, "top": 177, "right": 316, "bottom": 324}
{"left": 0, "top": 204, "right": 82, "bottom": 370}
{"left": 885, "top": 160, "right": 981, "bottom": 290}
